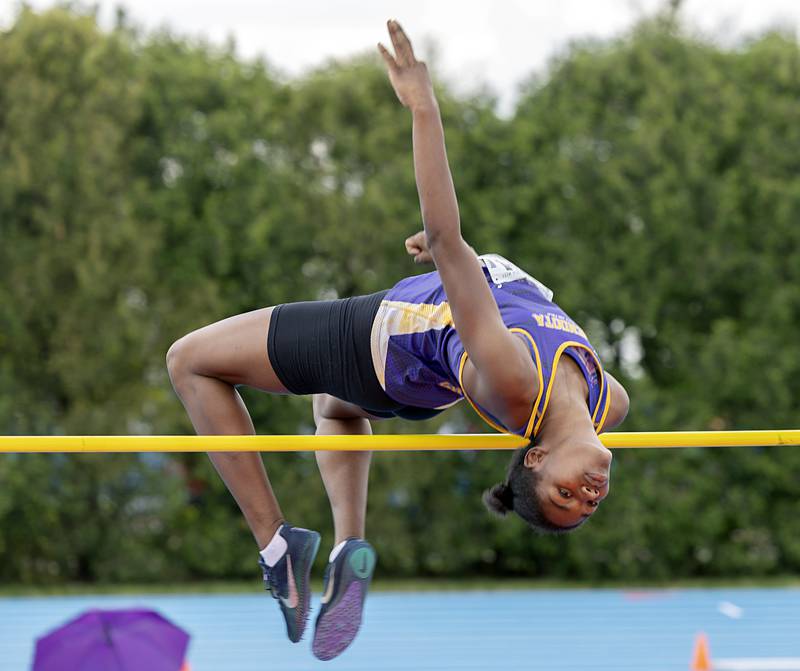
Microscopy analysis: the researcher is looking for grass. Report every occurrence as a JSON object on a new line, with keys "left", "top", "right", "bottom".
{"left": 3, "top": 576, "right": 800, "bottom": 597}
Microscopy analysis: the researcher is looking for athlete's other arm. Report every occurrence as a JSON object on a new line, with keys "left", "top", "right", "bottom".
{"left": 404, "top": 230, "right": 433, "bottom": 264}
{"left": 603, "top": 372, "right": 630, "bottom": 429}
{"left": 379, "top": 20, "right": 536, "bottom": 421}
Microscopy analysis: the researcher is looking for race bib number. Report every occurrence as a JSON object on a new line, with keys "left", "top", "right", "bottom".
{"left": 478, "top": 254, "right": 554, "bottom": 301}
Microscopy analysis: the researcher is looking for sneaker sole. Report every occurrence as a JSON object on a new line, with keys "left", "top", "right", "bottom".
{"left": 312, "top": 544, "right": 376, "bottom": 660}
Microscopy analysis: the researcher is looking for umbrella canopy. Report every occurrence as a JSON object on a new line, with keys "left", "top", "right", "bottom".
{"left": 33, "top": 608, "right": 190, "bottom": 671}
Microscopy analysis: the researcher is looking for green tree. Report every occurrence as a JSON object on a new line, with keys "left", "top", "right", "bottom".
{"left": 1, "top": 7, "right": 798, "bottom": 584}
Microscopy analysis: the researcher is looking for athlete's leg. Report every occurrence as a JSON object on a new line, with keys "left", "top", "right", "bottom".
{"left": 313, "top": 394, "right": 385, "bottom": 543}
{"left": 311, "top": 393, "right": 380, "bottom": 660}
{"left": 167, "top": 306, "right": 288, "bottom": 548}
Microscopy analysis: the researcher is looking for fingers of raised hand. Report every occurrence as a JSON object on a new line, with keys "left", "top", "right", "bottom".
{"left": 406, "top": 231, "right": 426, "bottom": 248}
{"left": 377, "top": 42, "right": 397, "bottom": 70}
{"left": 388, "top": 19, "right": 416, "bottom": 66}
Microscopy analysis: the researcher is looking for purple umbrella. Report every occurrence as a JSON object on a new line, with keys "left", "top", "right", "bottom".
{"left": 32, "top": 608, "right": 190, "bottom": 671}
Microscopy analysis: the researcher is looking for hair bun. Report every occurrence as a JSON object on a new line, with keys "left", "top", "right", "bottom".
{"left": 483, "top": 482, "right": 514, "bottom": 516}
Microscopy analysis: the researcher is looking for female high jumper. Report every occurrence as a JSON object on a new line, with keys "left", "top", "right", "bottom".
{"left": 167, "top": 20, "right": 629, "bottom": 661}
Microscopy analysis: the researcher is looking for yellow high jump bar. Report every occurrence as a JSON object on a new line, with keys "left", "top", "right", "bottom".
{"left": 0, "top": 430, "right": 798, "bottom": 453}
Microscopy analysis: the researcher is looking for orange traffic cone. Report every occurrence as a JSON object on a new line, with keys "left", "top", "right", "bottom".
{"left": 691, "top": 632, "right": 712, "bottom": 671}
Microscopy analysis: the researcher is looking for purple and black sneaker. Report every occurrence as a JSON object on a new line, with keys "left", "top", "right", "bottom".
{"left": 312, "top": 538, "right": 377, "bottom": 661}
{"left": 258, "top": 524, "right": 321, "bottom": 643}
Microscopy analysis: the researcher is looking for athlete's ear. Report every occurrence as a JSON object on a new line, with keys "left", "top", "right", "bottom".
{"left": 523, "top": 445, "right": 546, "bottom": 470}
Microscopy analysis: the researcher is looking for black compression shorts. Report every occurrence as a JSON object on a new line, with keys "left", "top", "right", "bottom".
{"left": 267, "top": 290, "right": 443, "bottom": 421}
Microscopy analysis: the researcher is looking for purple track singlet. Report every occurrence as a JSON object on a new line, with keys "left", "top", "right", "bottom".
{"left": 369, "top": 254, "right": 611, "bottom": 437}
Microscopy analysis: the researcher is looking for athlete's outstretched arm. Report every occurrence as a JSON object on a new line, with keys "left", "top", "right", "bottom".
{"left": 379, "top": 21, "right": 535, "bottom": 406}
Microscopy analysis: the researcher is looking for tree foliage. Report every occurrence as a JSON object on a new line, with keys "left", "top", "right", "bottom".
{"left": 1, "top": 7, "right": 798, "bottom": 583}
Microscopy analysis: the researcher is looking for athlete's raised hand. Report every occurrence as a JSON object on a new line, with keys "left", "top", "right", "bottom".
{"left": 405, "top": 230, "right": 433, "bottom": 264}
{"left": 378, "top": 20, "right": 436, "bottom": 111}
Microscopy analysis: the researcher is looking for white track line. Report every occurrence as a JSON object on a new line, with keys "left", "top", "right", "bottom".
{"left": 716, "top": 659, "right": 800, "bottom": 671}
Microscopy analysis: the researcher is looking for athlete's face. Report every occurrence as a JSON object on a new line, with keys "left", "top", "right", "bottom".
{"left": 526, "top": 441, "right": 613, "bottom": 528}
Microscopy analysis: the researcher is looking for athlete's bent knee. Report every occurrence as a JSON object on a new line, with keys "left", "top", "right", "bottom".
{"left": 166, "top": 336, "right": 196, "bottom": 389}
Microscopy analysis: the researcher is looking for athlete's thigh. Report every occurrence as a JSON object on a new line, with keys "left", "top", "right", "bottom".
{"left": 180, "top": 306, "right": 288, "bottom": 393}
{"left": 312, "top": 394, "right": 390, "bottom": 422}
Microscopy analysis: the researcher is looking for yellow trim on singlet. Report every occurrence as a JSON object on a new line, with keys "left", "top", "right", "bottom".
{"left": 580, "top": 345, "right": 608, "bottom": 430}
{"left": 456, "top": 328, "right": 544, "bottom": 438}
{"left": 531, "top": 341, "right": 608, "bottom": 436}
{"left": 511, "top": 328, "right": 545, "bottom": 438}
{"left": 596, "top": 381, "right": 612, "bottom": 434}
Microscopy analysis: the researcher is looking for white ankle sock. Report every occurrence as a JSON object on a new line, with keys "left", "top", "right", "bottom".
{"left": 259, "top": 525, "right": 288, "bottom": 567}
{"left": 329, "top": 540, "right": 348, "bottom": 563}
